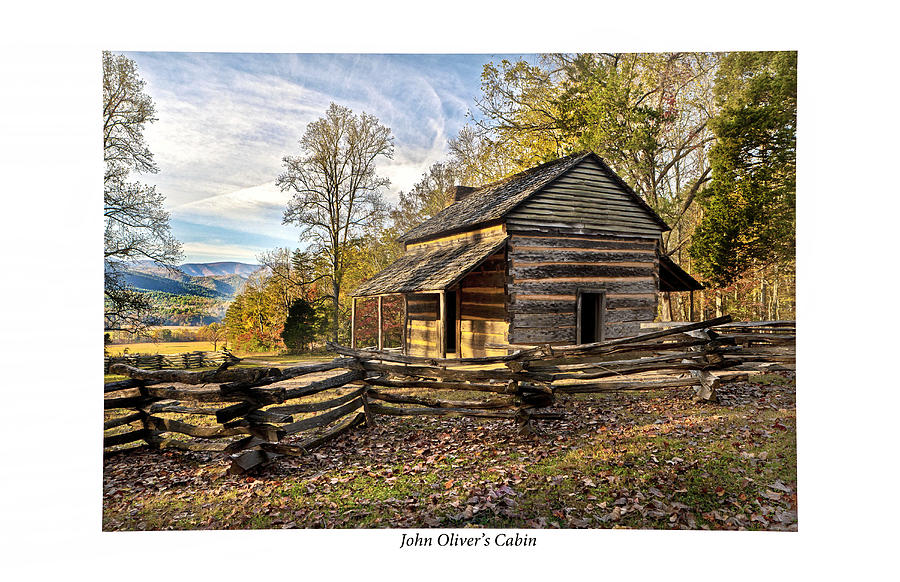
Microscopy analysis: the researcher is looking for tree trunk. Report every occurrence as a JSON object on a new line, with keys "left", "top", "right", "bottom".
{"left": 774, "top": 265, "right": 780, "bottom": 320}
{"left": 332, "top": 280, "right": 340, "bottom": 344}
{"left": 715, "top": 289, "right": 722, "bottom": 318}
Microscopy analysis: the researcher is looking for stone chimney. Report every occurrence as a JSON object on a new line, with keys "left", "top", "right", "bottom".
{"left": 451, "top": 185, "right": 478, "bottom": 202}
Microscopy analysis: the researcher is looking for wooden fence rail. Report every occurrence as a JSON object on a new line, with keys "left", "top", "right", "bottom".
{"left": 104, "top": 316, "right": 795, "bottom": 475}
{"left": 104, "top": 350, "right": 238, "bottom": 374}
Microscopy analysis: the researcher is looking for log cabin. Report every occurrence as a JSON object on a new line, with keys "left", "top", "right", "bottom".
{"left": 351, "top": 151, "right": 702, "bottom": 358}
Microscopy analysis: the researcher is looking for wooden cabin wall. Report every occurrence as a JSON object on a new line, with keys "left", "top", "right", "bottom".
{"left": 505, "top": 156, "right": 664, "bottom": 238}
{"left": 506, "top": 234, "right": 659, "bottom": 343}
{"left": 405, "top": 293, "right": 440, "bottom": 357}
{"left": 458, "top": 250, "right": 509, "bottom": 357}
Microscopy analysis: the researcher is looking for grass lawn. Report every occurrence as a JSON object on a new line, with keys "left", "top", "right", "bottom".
{"left": 102, "top": 371, "right": 797, "bottom": 531}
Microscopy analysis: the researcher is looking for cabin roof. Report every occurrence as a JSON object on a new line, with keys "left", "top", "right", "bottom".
{"left": 659, "top": 254, "right": 704, "bottom": 291}
{"left": 352, "top": 235, "right": 509, "bottom": 297}
{"left": 398, "top": 151, "right": 669, "bottom": 244}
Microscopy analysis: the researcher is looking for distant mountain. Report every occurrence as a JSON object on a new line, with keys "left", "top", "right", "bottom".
{"left": 120, "top": 261, "right": 260, "bottom": 296}
{"left": 121, "top": 270, "right": 247, "bottom": 299}
{"left": 109, "top": 260, "right": 263, "bottom": 324}
{"left": 179, "top": 262, "right": 261, "bottom": 278}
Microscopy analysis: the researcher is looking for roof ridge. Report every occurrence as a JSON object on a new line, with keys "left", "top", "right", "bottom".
{"left": 463, "top": 150, "right": 590, "bottom": 195}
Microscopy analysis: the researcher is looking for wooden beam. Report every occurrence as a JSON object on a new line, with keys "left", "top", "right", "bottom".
{"left": 377, "top": 295, "right": 383, "bottom": 351}
{"left": 351, "top": 296, "right": 357, "bottom": 349}
{"left": 402, "top": 294, "right": 408, "bottom": 355}
{"left": 456, "top": 287, "right": 462, "bottom": 358}
{"left": 438, "top": 290, "right": 446, "bottom": 357}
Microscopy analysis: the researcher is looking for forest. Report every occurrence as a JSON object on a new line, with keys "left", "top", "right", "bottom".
{"left": 220, "top": 52, "right": 796, "bottom": 354}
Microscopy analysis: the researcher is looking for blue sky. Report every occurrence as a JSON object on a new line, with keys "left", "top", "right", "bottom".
{"left": 125, "top": 52, "right": 533, "bottom": 264}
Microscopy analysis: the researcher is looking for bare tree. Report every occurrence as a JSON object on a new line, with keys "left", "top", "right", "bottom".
{"left": 104, "top": 51, "right": 181, "bottom": 333}
{"left": 199, "top": 322, "right": 227, "bottom": 351}
{"left": 276, "top": 103, "right": 393, "bottom": 342}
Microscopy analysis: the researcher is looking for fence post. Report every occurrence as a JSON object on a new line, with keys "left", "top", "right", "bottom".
{"left": 360, "top": 384, "right": 375, "bottom": 427}
{"left": 684, "top": 329, "right": 720, "bottom": 401}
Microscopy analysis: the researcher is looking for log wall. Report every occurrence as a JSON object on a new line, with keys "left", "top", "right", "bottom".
{"left": 458, "top": 250, "right": 508, "bottom": 357}
{"left": 405, "top": 293, "right": 440, "bottom": 357}
{"left": 507, "top": 234, "right": 660, "bottom": 344}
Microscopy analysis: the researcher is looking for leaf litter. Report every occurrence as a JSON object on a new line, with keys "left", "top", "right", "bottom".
{"left": 103, "top": 372, "right": 797, "bottom": 531}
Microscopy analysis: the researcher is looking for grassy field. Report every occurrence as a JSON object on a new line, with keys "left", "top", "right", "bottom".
{"left": 106, "top": 341, "right": 219, "bottom": 356}
{"left": 102, "top": 372, "right": 797, "bottom": 531}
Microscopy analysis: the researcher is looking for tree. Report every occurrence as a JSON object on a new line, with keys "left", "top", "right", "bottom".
{"left": 689, "top": 51, "right": 797, "bottom": 287}
{"left": 276, "top": 103, "right": 393, "bottom": 342}
{"left": 104, "top": 51, "right": 181, "bottom": 333}
{"left": 388, "top": 161, "right": 462, "bottom": 240}
{"left": 221, "top": 272, "right": 286, "bottom": 352}
{"left": 199, "top": 322, "right": 227, "bottom": 351}
{"left": 257, "top": 247, "right": 326, "bottom": 306}
{"left": 280, "top": 298, "right": 324, "bottom": 353}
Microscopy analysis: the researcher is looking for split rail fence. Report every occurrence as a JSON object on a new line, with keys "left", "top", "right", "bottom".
{"left": 104, "top": 315, "right": 795, "bottom": 475}
{"left": 104, "top": 350, "right": 237, "bottom": 373}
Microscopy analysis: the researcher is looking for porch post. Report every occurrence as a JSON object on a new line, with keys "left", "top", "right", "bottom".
{"left": 350, "top": 296, "right": 357, "bottom": 349}
{"left": 689, "top": 290, "right": 695, "bottom": 321}
{"left": 401, "top": 294, "right": 408, "bottom": 355}
{"left": 438, "top": 290, "right": 446, "bottom": 357}
{"left": 377, "top": 295, "right": 383, "bottom": 351}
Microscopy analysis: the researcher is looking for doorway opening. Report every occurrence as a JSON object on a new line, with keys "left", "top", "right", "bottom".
{"left": 444, "top": 290, "right": 457, "bottom": 354}
{"left": 577, "top": 290, "right": 606, "bottom": 344}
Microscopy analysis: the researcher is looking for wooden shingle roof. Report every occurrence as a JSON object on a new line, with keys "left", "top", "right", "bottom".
{"left": 398, "top": 151, "right": 669, "bottom": 244}
{"left": 352, "top": 235, "right": 509, "bottom": 297}
{"left": 398, "top": 153, "right": 590, "bottom": 244}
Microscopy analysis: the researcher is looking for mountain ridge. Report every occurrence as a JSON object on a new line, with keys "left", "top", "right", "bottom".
{"left": 112, "top": 260, "right": 261, "bottom": 324}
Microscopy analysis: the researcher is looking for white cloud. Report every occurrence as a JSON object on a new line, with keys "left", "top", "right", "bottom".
{"left": 172, "top": 181, "right": 295, "bottom": 240}
{"left": 180, "top": 241, "right": 270, "bottom": 264}
{"left": 142, "top": 65, "right": 336, "bottom": 207}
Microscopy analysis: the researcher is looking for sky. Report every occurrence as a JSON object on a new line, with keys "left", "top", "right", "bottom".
{"left": 124, "top": 52, "right": 532, "bottom": 265}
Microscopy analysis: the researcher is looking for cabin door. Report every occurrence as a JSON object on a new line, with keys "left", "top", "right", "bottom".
{"left": 444, "top": 290, "right": 457, "bottom": 354}
{"left": 577, "top": 289, "right": 606, "bottom": 344}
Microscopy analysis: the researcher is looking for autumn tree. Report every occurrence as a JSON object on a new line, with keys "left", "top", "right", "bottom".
{"left": 198, "top": 322, "right": 227, "bottom": 351}
{"left": 222, "top": 271, "right": 287, "bottom": 352}
{"left": 447, "top": 125, "right": 516, "bottom": 186}
{"left": 276, "top": 103, "right": 393, "bottom": 342}
{"left": 258, "top": 247, "right": 327, "bottom": 306}
{"left": 104, "top": 51, "right": 181, "bottom": 333}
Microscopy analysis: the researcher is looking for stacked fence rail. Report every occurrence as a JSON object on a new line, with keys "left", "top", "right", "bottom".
{"left": 104, "top": 350, "right": 237, "bottom": 373}
{"left": 104, "top": 316, "right": 795, "bottom": 474}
